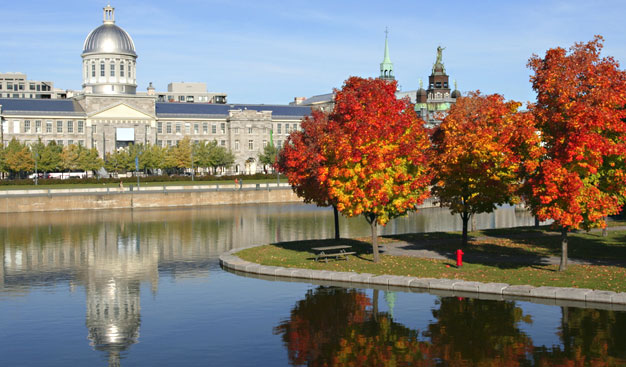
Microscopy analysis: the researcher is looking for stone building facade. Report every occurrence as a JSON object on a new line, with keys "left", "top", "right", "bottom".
{"left": 0, "top": 5, "right": 310, "bottom": 174}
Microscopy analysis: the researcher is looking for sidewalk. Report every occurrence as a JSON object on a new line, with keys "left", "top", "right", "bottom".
{"left": 380, "top": 226, "right": 626, "bottom": 267}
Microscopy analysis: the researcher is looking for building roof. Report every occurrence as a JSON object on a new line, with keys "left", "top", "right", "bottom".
{"left": 0, "top": 98, "right": 84, "bottom": 115}
{"left": 155, "top": 103, "right": 311, "bottom": 119}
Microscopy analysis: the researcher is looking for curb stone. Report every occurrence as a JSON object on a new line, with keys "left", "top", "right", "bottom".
{"left": 220, "top": 249, "right": 626, "bottom": 306}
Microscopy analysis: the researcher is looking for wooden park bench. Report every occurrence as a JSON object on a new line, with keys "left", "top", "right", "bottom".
{"left": 311, "top": 245, "right": 355, "bottom": 262}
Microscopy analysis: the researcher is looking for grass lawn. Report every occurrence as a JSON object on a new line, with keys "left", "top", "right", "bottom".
{"left": 237, "top": 225, "right": 626, "bottom": 292}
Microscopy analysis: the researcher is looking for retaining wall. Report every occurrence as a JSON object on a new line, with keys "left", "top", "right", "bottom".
{"left": 1, "top": 183, "right": 301, "bottom": 213}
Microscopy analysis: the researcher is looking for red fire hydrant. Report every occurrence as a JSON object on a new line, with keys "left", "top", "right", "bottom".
{"left": 456, "top": 249, "right": 464, "bottom": 267}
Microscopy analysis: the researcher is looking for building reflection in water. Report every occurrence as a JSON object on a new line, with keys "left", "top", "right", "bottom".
{"left": 0, "top": 204, "right": 541, "bottom": 365}
{"left": 83, "top": 223, "right": 159, "bottom": 366}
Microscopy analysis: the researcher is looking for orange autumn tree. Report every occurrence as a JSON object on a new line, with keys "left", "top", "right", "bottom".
{"left": 277, "top": 110, "right": 342, "bottom": 239}
{"left": 320, "top": 77, "right": 431, "bottom": 263}
{"left": 431, "top": 92, "right": 541, "bottom": 247}
{"left": 527, "top": 36, "right": 626, "bottom": 271}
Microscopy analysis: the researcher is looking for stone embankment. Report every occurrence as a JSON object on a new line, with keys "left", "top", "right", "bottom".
{"left": 220, "top": 247, "right": 626, "bottom": 311}
{"left": 1, "top": 183, "right": 298, "bottom": 213}
{"left": 1, "top": 184, "right": 439, "bottom": 213}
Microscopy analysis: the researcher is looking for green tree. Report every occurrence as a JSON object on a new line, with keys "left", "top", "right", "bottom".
{"left": 5, "top": 138, "right": 34, "bottom": 178}
{"left": 105, "top": 149, "right": 128, "bottom": 174}
{"left": 38, "top": 141, "right": 62, "bottom": 173}
{"left": 60, "top": 144, "right": 80, "bottom": 172}
{"left": 78, "top": 146, "right": 103, "bottom": 174}
{"left": 258, "top": 143, "right": 279, "bottom": 172}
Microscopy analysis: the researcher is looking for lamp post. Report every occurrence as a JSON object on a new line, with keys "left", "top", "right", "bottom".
{"left": 191, "top": 143, "right": 195, "bottom": 182}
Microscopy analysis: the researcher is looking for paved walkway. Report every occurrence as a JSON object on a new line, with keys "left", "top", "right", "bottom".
{"left": 379, "top": 225, "right": 626, "bottom": 267}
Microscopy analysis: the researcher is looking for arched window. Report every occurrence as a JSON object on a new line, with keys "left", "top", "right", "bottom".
{"left": 100, "top": 61, "right": 105, "bottom": 77}
{"left": 110, "top": 62, "right": 115, "bottom": 77}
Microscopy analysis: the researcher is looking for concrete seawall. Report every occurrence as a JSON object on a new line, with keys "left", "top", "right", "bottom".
{"left": 0, "top": 183, "right": 440, "bottom": 213}
{"left": 1, "top": 183, "right": 303, "bottom": 213}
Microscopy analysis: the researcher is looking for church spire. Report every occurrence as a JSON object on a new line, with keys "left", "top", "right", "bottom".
{"left": 380, "top": 28, "right": 394, "bottom": 81}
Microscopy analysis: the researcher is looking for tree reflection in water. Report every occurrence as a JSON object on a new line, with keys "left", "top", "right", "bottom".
{"left": 275, "top": 287, "right": 626, "bottom": 366}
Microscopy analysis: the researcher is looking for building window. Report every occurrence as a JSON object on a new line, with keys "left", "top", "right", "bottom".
{"left": 293, "top": 123, "right": 298, "bottom": 132}
{"left": 277, "top": 123, "right": 281, "bottom": 134}
{"left": 93, "top": 125, "right": 97, "bottom": 134}
{"left": 167, "top": 140, "right": 172, "bottom": 147}
{"left": 77, "top": 120, "right": 84, "bottom": 133}
{"left": 234, "top": 127, "right": 239, "bottom": 134}
{"left": 35, "top": 120, "right": 42, "bottom": 133}
{"left": 220, "top": 140, "right": 225, "bottom": 146}
{"left": 194, "top": 123, "right": 199, "bottom": 134}
{"left": 277, "top": 140, "right": 282, "bottom": 148}
{"left": 157, "top": 122, "right": 163, "bottom": 134}
{"left": 46, "top": 121, "right": 52, "bottom": 133}
{"left": 212, "top": 124, "right": 216, "bottom": 134}
{"left": 67, "top": 121, "right": 74, "bottom": 133}
{"left": 57, "top": 120, "right": 63, "bottom": 133}
{"left": 248, "top": 140, "right": 254, "bottom": 150}
{"left": 175, "top": 122, "right": 181, "bottom": 133}
{"left": 24, "top": 120, "right": 30, "bottom": 133}
{"left": 166, "top": 122, "right": 172, "bottom": 134}
{"left": 156, "top": 140, "right": 162, "bottom": 147}
{"left": 185, "top": 123, "right": 191, "bottom": 134}
{"left": 235, "top": 140, "right": 240, "bottom": 151}
{"left": 179, "top": 96, "right": 185, "bottom": 102}
{"left": 128, "top": 63, "right": 132, "bottom": 78}
{"left": 68, "top": 140, "right": 73, "bottom": 146}
{"left": 29, "top": 83, "right": 35, "bottom": 91}
{"left": 120, "top": 62, "right": 125, "bottom": 77}
{"left": 203, "top": 123, "right": 208, "bottom": 134}
{"left": 110, "top": 62, "right": 115, "bottom": 77}
{"left": 91, "top": 63, "right": 96, "bottom": 77}
{"left": 57, "top": 140, "right": 63, "bottom": 146}
{"left": 78, "top": 140, "right": 84, "bottom": 146}
{"left": 220, "top": 123, "right": 225, "bottom": 134}
{"left": 248, "top": 127, "right": 253, "bottom": 134}
{"left": 100, "top": 62, "right": 105, "bottom": 77}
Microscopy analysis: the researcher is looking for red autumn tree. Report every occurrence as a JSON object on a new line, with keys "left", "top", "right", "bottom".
{"left": 431, "top": 92, "right": 541, "bottom": 247}
{"left": 527, "top": 36, "right": 626, "bottom": 270}
{"left": 277, "top": 110, "right": 342, "bottom": 239}
{"left": 320, "top": 77, "right": 431, "bottom": 263}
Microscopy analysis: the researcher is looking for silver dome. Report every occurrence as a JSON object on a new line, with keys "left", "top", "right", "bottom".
{"left": 82, "top": 24, "right": 136, "bottom": 57}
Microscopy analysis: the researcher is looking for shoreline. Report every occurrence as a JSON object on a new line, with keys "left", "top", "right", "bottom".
{"left": 219, "top": 246, "right": 626, "bottom": 310}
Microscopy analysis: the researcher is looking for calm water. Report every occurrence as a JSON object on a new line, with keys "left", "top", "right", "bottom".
{"left": 0, "top": 204, "right": 624, "bottom": 366}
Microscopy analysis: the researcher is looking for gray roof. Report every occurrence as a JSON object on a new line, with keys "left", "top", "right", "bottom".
{"left": 155, "top": 103, "right": 311, "bottom": 119}
{"left": 0, "top": 98, "right": 85, "bottom": 116}
{"left": 301, "top": 93, "right": 334, "bottom": 105}
{"left": 82, "top": 24, "right": 136, "bottom": 57}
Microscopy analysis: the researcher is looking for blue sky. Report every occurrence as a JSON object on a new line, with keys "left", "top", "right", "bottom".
{"left": 2, "top": 0, "right": 625, "bottom": 104}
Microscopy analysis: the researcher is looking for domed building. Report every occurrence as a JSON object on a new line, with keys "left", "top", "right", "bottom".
{"left": 0, "top": 4, "right": 310, "bottom": 174}
{"left": 82, "top": 5, "right": 138, "bottom": 95}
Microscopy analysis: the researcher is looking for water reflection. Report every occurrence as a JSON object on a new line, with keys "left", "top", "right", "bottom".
{"left": 0, "top": 204, "right": 557, "bottom": 365}
{"left": 276, "top": 287, "right": 626, "bottom": 366}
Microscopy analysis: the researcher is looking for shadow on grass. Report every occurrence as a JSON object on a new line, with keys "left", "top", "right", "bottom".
{"left": 383, "top": 226, "right": 626, "bottom": 269}
{"left": 270, "top": 238, "right": 377, "bottom": 262}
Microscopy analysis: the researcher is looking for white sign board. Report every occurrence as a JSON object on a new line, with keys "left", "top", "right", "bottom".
{"left": 116, "top": 127, "right": 135, "bottom": 141}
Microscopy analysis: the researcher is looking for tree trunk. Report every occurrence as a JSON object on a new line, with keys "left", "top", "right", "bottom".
{"left": 534, "top": 216, "right": 540, "bottom": 228}
{"left": 461, "top": 211, "right": 470, "bottom": 247}
{"left": 371, "top": 219, "right": 379, "bottom": 263}
{"left": 333, "top": 205, "right": 340, "bottom": 240}
{"left": 559, "top": 227, "right": 568, "bottom": 271}
{"left": 602, "top": 216, "right": 608, "bottom": 237}
{"left": 373, "top": 289, "right": 379, "bottom": 321}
